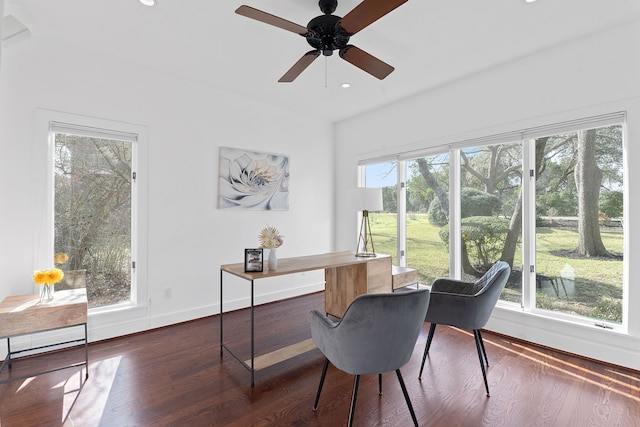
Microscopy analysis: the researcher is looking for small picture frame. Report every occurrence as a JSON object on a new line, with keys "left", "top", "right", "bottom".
{"left": 244, "top": 248, "right": 264, "bottom": 272}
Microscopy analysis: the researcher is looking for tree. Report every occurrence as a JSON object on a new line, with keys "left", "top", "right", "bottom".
{"left": 600, "top": 190, "right": 623, "bottom": 218}
{"left": 501, "top": 138, "right": 548, "bottom": 266}
{"left": 461, "top": 145, "right": 521, "bottom": 195}
{"left": 416, "top": 158, "right": 449, "bottom": 218}
{"left": 381, "top": 186, "right": 397, "bottom": 212}
{"left": 575, "top": 129, "right": 610, "bottom": 256}
{"left": 55, "top": 135, "right": 132, "bottom": 280}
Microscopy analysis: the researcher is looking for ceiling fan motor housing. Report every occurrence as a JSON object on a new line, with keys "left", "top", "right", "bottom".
{"left": 318, "top": 0, "right": 338, "bottom": 14}
{"left": 306, "top": 14, "right": 350, "bottom": 56}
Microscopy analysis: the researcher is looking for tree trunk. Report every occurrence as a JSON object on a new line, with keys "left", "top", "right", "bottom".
{"left": 500, "top": 138, "right": 548, "bottom": 267}
{"left": 501, "top": 191, "right": 522, "bottom": 267}
{"left": 575, "top": 129, "right": 610, "bottom": 257}
{"left": 461, "top": 236, "right": 475, "bottom": 275}
{"left": 416, "top": 158, "right": 449, "bottom": 219}
{"left": 416, "top": 158, "right": 477, "bottom": 274}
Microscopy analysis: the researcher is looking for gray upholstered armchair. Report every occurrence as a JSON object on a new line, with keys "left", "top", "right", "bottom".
{"left": 419, "top": 261, "right": 510, "bottom": 397}
{"left": 311, "top": 289, "right": 430, "bottom": 427}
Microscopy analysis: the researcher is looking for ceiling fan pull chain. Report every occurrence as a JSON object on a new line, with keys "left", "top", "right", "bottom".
{"left": 325, "top": 56, "right": 328, "bottom": 88}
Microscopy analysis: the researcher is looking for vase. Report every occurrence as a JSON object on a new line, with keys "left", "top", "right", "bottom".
{"left": 39, "top": 283, "right": 55, "bottom": 302}
{"left": 268, "top": 248, "right": 278, "bottom": 270}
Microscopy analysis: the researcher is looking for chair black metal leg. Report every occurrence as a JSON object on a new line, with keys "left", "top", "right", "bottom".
{"left": 396, "top": 369, "right": 419, "bottom": 427}
{"left": 313, "top": 358, "right": 330, "bottom": 411}
{"left": 476, "top": 329, "right": 489, "bottom": 367}
{"left": 348, "top": 375, "right": 360, "bottom": 427}
{"left": 419, "top": 323, "right": 437, "bottom": 379}
{"left": 473, "top": 330, "right": 490, "bottom": 397}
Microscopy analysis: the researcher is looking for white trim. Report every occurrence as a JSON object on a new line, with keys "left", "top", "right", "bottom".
{"left": 397, "top": 160, "right": 407, "bottom": 266}
{"left": 35, "top": 108, "right": 149, "bottom": 339}
{"left": 357, "top": 112, "right": 627, "bottom": 165}
{"left": 49, "top": 121, "right": 138, "bottom": 142}
{"left": 449, "top": 149, "right": 461, "bottom": 279}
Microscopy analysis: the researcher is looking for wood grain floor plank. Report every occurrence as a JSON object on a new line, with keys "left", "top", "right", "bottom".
{"left": 1, "top": 291, "right": 639, "bottom": 426}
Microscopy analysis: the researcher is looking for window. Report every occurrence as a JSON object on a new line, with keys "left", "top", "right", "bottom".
{"left": 359, "top": 113, "right": 626, "bottom": 329}
{"left": 364, "top": 162, "right": 398, "bottom": 264}
{"left": 458, "top": 142, "right": 523, "bottom": 304}
{"left": 405, "top": 155, "right": 450, "bottom": 284}
{"left": 533, "top": 124, "right": 624, "bottom": 324}
{"left": 362, "top": 153, "right": 451, "bottom": 285}
{"left": 37, "top": 111, "right": 147, "bottom": 313}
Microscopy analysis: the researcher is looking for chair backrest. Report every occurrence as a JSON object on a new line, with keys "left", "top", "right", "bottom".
{"left": 474, "top": 261, "right": 510, "bottom": 294}
{"left": 426, "top": 261, "right": 510, "bottom": 330}
{"left": 312, "top": 289, "right": 430, "bottom": 375}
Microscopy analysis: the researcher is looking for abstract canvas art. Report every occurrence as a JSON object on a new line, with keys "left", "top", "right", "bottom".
{"left": 218, "top": 147, "right": 289, "bottom": 210}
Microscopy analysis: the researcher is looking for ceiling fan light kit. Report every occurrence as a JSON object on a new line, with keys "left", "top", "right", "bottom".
{"left": 235, "top": 0, "right": 407, "bottom": 82}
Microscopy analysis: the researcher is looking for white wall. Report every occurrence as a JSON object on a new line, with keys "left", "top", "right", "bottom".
{"left": 335, "top": 20, "right": 640, "bottom": 370}
{"left": 0, "top": 1, "right": 4, "bottom": 66}
{"left": 0, "top": 33, "right": 334, "bottom": 344}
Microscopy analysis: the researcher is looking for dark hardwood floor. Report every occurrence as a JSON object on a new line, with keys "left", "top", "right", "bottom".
{"left": 1, "top": 291, "right": 639, "bottom": 426}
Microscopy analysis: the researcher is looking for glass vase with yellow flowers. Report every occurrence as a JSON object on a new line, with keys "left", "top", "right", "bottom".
{"left": 33, "top": 268, "right": 64, "bottom": 302}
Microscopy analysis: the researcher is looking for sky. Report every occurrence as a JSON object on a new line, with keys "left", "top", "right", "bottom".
{"left": 365, "top": 162, "right": 397, "bottom": 188}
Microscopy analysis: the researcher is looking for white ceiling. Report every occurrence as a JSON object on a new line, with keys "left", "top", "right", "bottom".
{"left": 4, "top": 0, "right": 640, "bottom": 122}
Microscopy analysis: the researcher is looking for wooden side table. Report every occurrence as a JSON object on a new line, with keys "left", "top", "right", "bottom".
{"left": 392, "top": 265, "right": 419, "bottom": 290}
{"left": 0, "top": 288, "right": 88, "bottom": 384}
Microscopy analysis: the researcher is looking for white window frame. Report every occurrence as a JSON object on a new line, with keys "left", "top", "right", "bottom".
{"left": 35, "top": 109, "right": 149, "bottom": 324}
{"left": 358, "top": 111, "right": 628, "bottom": 333}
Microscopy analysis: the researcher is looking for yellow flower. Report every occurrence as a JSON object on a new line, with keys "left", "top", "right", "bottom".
{"left": 33, "top": 270, "right": 48, "bottom": 285}
{"left": 47, "top": 268, "right": 64, "bottom": 284}
{"left": 54, "top": 252, "right": 69, "bottom": 264}
{"left": 33, "top": 268, "right": 64, "bottom": 285}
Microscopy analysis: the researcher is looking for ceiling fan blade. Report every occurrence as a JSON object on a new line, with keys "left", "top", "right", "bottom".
{"left": 337, "top": 0, "right": 408, "bottom": 35}
{"left": 278, "top": 50, "right": 321, "bottom": 82}
{"left": 339, "top": 45, "right": 394, "bottom": 80}
{"left": 235, "top": 5, "right": 309, "bottom": 35}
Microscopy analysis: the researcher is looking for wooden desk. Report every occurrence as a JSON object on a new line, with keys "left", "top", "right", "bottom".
{"left": 220, "top": 251, "right": 392, "bottom": 386}
{"left": 0, "top": 288, "right": 88, "bottom": 384}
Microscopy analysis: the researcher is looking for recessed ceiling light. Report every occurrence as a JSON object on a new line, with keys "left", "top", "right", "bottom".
{"left": 525, "top": 0, "right": 537, "bottom": 3}
{"left": 139, "top": 0, "right": 156, "bottom": 6}
{"left": 341, "top": 83, "right": 351, "bottom": 88}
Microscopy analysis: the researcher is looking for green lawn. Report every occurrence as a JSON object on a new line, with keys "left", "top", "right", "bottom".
{"left": 370, "top": 213, "right": 624, "bottom": 323}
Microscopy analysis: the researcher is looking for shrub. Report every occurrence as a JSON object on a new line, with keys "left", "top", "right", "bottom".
{"left": 428, "top": 188, "right": 501, "bottom": 227}
{"left": 427, "top": 198, "right": 448, "bottom": 226}
{"left": 591, "top": 297, "right": 622, "bottom": 323}
{"left": 600, "top": 190, "right": 623, "bottom": 219}
{"left": 440, "top": 216, "right": 510, "bottom": 269}
{"left": 461, "top": 188, "right": 501, "bottom": 218}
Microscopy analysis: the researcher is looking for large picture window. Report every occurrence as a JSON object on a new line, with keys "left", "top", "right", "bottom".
{"left": 360, "top": 113, "right": 626, "bottom": 329}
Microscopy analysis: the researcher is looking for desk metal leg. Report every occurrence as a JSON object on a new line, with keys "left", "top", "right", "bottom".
{"left": 219, "top": 270, "right": 256, "bottom": 387}
{"left": 7, "top": 337, "right": 12, "bottom": 369}
{"left": 251, "top": 279, "right": 254, "bottom": 387}
{"left": 84, "top": 323, "right": 89, "bottom": 379}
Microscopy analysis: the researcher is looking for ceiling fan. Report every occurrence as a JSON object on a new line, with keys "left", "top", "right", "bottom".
{"left": 235, "top": 0, "right": 408, "bottom": 82}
